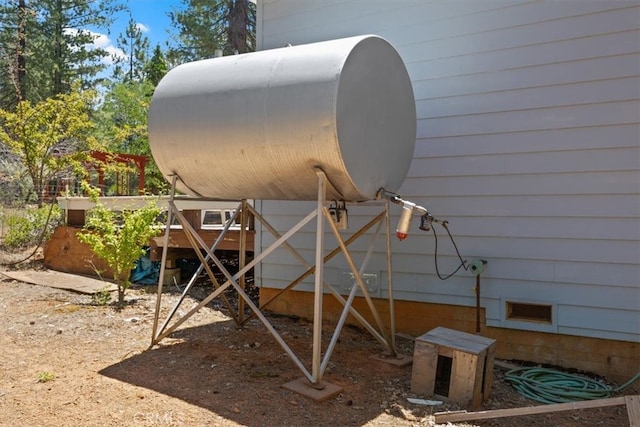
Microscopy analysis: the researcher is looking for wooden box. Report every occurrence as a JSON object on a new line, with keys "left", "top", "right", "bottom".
{"left": 411, "top": 327, "right": 496, "bottom": 409}
{"left": 162, "top": 267, "right": 181, "bottom": 286}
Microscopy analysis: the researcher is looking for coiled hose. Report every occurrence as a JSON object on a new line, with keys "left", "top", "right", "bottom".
{"left": 505, "top": 367, "right": 640, "bottom": 404}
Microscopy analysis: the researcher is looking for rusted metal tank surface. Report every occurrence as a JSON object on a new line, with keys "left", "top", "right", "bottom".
{"left": 149, "top": 35, "right": 416, "bottom": 201}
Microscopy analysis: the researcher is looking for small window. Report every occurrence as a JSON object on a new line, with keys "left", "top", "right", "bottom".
{"left": 202, "top": 210, "right": 223, "bottom": 225}
{"left": 506, "top": 301, "right": 552, "bottom": 324}
{"left": 224, "top": 210, "right": 239, "bottom": 225}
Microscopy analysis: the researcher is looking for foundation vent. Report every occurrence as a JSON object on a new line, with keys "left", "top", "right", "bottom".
{"left": 501, "top": 298, "right": 557, "bottom": 333}
{"left": 506, "top": 301, "right": 553, "bottom": 324}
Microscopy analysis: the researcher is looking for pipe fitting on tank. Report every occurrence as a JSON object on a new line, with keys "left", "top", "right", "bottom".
{"left": 419, "top": 213, "right": 434, "bottom": 231}
{"left": 469, "top": 259, "right": 487, "bottom": 276}
{"left": 394, "top": 199, "right": 429, "bottom": 240}
{"left": 378, "top": 189, "right": 436, "bottom": 240}
{"left": 396, "top": 205, "right": 414, "bottom": 240}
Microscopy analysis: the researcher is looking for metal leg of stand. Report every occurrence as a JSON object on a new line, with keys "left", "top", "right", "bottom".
{"left": 384, "top": 200, "right": 397, "bottom": 352}
{"left": 238, "top": 199, "right": 248, "bottom": 323}
{"left": 151, "top": 175, "right": 177, "bottom": 346}
{"left": 311, "top": 169, "right": 326, "bottom": 384}
{"left": 154, "top": 204, "right": 243, "bottom": 341}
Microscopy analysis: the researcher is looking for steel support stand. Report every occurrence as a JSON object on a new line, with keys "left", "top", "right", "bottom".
{"left": 150, "top": 172, "right": 402, "bottom": 399}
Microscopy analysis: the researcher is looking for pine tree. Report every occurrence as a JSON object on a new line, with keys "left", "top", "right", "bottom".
{"left": 112, "top": 15, "right": 150, "bottom": 83}
{"left": 35, "top": 0, "right": 124, "bottom": 97}
{"left": 144, "top": 44, "right": 168, "bottom": 87}
{"left": 0, "top": 0, "right": 124, "bottom": 107}
{"left": 166, "top": 0, "right": 255, "bottom": 65}
{"left": 0, "top": 0, "right": 39, "bottom": 108}
{"left": 226, "top": 0, "right": 253, "bottom": 54}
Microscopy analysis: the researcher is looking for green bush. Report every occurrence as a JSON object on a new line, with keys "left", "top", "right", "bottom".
{"left": 92, "top": 286, "right": 113, "bottom": 306}
{"left": 77, "top": 186, "right": 162, "bottom": 304}
{"left": 3, "top": 204, "right": 63, "bottom": 249}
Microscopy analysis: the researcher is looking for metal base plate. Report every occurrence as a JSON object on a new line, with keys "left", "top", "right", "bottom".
{"left": 282, "top": 377, "right": 343, "bottom": 402}
{"left": 371, "top": 353, "right": 413, "bottom": 367}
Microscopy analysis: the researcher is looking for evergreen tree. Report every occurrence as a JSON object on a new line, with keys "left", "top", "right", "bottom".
{"left": 226, "top": 0, "right": 253, "bottom": 54}
{"left": 35, "top": 0, "right": 124, "bottom": 97}
{"left": 143, "top": 44, "right": 167, "bottom": 87}
{"left": 167, "top": 0, "right": 255, "bottom": 65}
{"left": 0, "top": 0, "right": 124, "bottom": 107}
{"left": 112, "top": 15, "right": 150, "bottom": 83}
{"left": 0, "top": 0, "right": 39, "bottom": 108}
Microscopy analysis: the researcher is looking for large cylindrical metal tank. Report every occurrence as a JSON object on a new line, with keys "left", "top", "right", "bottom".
{"left": 148, "top": 35, "right": 416, "bottom": 201}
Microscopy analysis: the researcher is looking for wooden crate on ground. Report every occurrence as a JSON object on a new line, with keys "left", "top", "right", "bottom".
{"left": 411, "top": 327, "right": 496, "bottom": 410}
{"left": 162, "top": 267, "right": 181, "bottom": 286}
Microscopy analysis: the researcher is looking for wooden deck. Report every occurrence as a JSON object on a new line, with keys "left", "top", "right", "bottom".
{"left": 45, "top": 196, "right": 255, "bottom": 277}
{"left": 148, "top": 228, "right": 255, "bottom": 261}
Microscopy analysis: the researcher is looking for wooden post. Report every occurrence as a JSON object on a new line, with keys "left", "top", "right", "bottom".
{"left": 182, "top": 210, "right": 202, "bottom": 231}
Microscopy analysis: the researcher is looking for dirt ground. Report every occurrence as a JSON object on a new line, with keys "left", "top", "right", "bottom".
{"left": 0, "top": 257, "right": 634, "bottom": 426}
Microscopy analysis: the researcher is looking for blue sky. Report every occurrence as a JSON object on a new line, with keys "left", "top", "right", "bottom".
{"left": 90, "top": 0, "right": 181, "bottom": 64}
{"left": 116, "top": 0, "right": 179, "bottom": 49}
{"left": 89, "top": 0, "right": 257, "bottom": 69}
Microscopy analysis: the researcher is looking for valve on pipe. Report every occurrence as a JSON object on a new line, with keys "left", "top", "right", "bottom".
{"left": 378, "top": 189, "right": 438, "bottom": 240}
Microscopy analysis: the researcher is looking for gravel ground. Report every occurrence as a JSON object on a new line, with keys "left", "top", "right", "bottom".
{"left": 0, "top": 255, "right": 633, "bottom": 426}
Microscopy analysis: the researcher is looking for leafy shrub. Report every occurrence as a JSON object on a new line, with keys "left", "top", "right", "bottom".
{"left": 2, "top": 204, "right": 63, "bottom": 249}
{"left": 77, "top": 186, "right": 162, "bottom": 304}
{"left": 92, "top": 286, "right": 113, "bottom": 306}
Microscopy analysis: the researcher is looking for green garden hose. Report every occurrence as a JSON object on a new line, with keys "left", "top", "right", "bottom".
{"left": 504, "top": 367, "right": 640, "bottom": 404}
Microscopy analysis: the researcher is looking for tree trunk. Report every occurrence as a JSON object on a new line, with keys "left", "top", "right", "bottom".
{"left": 17, "top": 0, "right": 27, "bottom": 101}
{"left": 53, "top": 0, "right": 64, "bottom": 95}
{"left": 227, "top": 0, "right": 249, "bottom": 54}
{"left": 117, "top": 286, "right": 125, "bottom": 305}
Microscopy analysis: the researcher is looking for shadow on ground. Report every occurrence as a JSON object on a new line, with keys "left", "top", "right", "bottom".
{"left": 99, "top": 317, "right": 409, "bottom": 426}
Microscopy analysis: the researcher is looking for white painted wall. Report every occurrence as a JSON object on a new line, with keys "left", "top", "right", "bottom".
{"left": 255, "top": 0, "right": 640, "bottom": 342}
